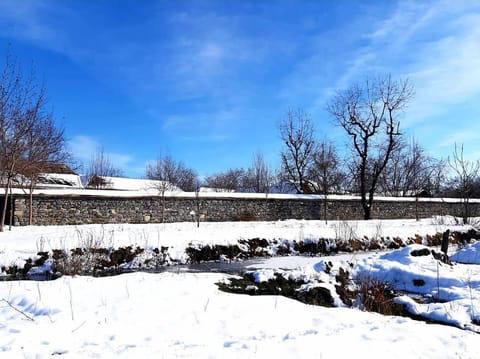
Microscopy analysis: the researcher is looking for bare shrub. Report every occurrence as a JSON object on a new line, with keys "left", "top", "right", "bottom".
{"left": 354, "top": 275, "right": 404, "bottom": 316}
{"left": 333, "top": 220, "right": 359, "bottom": 247}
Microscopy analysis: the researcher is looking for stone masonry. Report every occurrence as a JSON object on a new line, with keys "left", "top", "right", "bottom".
{"left": 11, "top": 193, "right": 480, "bottom": 226}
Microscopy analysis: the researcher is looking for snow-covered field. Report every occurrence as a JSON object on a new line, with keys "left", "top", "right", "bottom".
{"left": 0, "top": 216, "right": 470, "bottom": 267}
{"left": 1, "top": 217, "right": 480, "bottom": 358}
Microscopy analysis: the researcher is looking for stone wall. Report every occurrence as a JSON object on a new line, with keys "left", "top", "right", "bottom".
{"left": 11, "top": 193, "right": 480, "bottom": 226}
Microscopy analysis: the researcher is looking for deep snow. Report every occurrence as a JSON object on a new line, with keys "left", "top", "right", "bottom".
{"left": 1, "top": 217, "right": 479, "bottom": 358}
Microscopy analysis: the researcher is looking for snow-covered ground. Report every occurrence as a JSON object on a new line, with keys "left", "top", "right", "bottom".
{"left": 1, "top": 217, "right": 479, "bottom": 358}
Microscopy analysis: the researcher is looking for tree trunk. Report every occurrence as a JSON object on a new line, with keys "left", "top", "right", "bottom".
{"left": 9, "top": 186, "right": 13, "bottom": 231}
{"left": 323, "top": 193, "right": 328, "bottom": 224}
{"left": 415, "top": 195, "right": 419, "bottom": 221}
{"left": 161, "top": 192, "right": 165, "bottom": 223}
{"left": 197, "top": 193, "right": 200, "bottom": 228}
{"left": 362, "top": 203, "right": 371, "bottom": 220}
{"left": 29, "top": 184, "right": 34, "bottom": 225}
{"left": 0, "top": 176, "right": 13, "bottom": 232}
{"left": 361, "top": 191, "right": 373, "bottom": 220}
{"left": 463, "top": 199, "right": 469, "bottom": 225}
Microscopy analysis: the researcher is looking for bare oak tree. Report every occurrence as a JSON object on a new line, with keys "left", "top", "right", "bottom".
{"left": 278, "top": 109, "right": 316, "bottom": 194}
{"left": 327, "top": 75, "right": 413, "bottom": 219}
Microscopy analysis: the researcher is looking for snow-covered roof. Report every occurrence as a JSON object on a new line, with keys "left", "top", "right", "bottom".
{"left": 36, "top": 173, "right": 83, "bottom": 189}
{"left": 87, "top": 176, "right": 183, "bottom": 193}
{"left": 199, "top": 186, "right": 235, "bottom": 193}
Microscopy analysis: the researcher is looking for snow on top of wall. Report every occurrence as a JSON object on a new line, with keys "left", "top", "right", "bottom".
{"left": 6, "top": 186, "right": 480, "bottom": 203}
{"left": 2, "top": 175, "right": 477, "bottom": 202}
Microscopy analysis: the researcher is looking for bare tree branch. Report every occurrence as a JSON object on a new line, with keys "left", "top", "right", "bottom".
{"left": 278, "top": 109, "right": 316, "bottom": 193}
{"left": 146, "top": 154, "right": 198, "bottom": 192}
{"left": 86, "top": 148, "right": 123, "bottom": 189}
{"left": 327, "top": 75, "right": 414, "bottom": 219}
{"left": 244, "top": 151, "right": 275, "bottom": 194}
{"left": 0, "top": 51, "right": 68, "bottom": 230}
{"left": 448, "top": 143, "right": 480, "bottom": 224}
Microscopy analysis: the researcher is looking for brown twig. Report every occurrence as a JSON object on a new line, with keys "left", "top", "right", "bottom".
{"left": 1, "top": 298, "right": 35, "bottom": 321}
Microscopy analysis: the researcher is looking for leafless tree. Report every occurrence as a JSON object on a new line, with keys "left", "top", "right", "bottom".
{"left": 278, "top": 109, "right": 316, "bottom": 193}
{"left": 308, "top": 140, "right": 344, "bottom": 194}
{"left": 379, "top": 139, "right": 435, "bottom": 196}
{"left": 146, "top": 154, "right": 198, "bottom": 222}
{"left": 0, "top": 52, "right": 67, "bottom": 231}
{"left": 146, "top": 154, "right": 198, "bottom": 192}
{"left": 447, "top": 143, "right": 480, "bottom": 224}
{"left": 204, "top": 168, "right": 246, "bottom": 192}
{"left": 308, "top": 139, "right": 345, "bottom": 222}
{"left": 327, "top": 75, "right": 413, "bottom": 219}
{"left": 244, "top": 151, "right": 274, "bottom": 194}
{"left": 379, "top": 139, "right": 448, "bottom": 220}
{"left": 376, "top": 140, "right": 407, "bottom": 197}
{"left": 426, "top": 159, "right": 448, "bottom": 198}
{"left": 86, "top": 147, "right": 123, "bottom": 189}
{"left": 22, "top": 112, "right": 69, "bottom": 225}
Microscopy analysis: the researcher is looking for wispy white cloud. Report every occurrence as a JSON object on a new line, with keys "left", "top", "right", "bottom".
{"left": 0, "top": 1, "right": 53, "bottom": 41}
{"left": 4, "top": 1, "right": 480, "bottom": 175}
{"left": 162, "top": 109, "right": 240, "bottom": 143}
{"left": 438, "top": 129, "right": 480, "bottom": 150}
{"left": 406, "top": 14, "right": 480, "bottom": 124}
{"left": 285, "top": 1, "right": 480, "bottom": 142}
{"left": 156, "top": 11, "right": 266, "bottom": 101}
{"left": 67, "top": 135, "right": 98, "bottom": 163}
{"left": 68, "top": 135, "right": 134, "bottom": 174}
{"left": 274, "top": 0, "right": 480, "bottom": 164}
{"left": 347, "top": 1, "right": 480, "bottom": 128}
{"left": 0, "top": 1, "right": 77, "bottom": 56}
{"left": 0, "top": 1, "right": 267, "bottom": 113}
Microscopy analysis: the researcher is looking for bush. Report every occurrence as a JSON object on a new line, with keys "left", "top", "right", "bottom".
{"left": 354, "top": 275, "right": 405, "bottom": 316}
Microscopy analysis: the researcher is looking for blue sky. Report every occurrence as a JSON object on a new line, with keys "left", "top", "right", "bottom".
{"left": 1, "top": 0, "right": 479, "bottom": 178}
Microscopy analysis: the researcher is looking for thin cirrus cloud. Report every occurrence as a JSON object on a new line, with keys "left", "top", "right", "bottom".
{"left": 0, "top": 1, "right": 82, "bottom": 59}
{"left": 158, "top": 12, "right": 263, "bottom": 101}
{"left": 439, "top": 129, "right": 480, "bottom": 150}
{"left": 299, "top": 1, "right": 480, "bottom": 133}
{"left": 0, "top": 1, "right": 262, "bottom": 169}
{"left": 407, "top": 15, "right": 480, "bottom": 122}
{"left": 68, "top": 135, "right": 134, "bottom": 174}
{"left": 2, "top": 1, "right": 480, "bottom": 176}
{"left": 369, "top": 1, "right": 480, "bottom": 160}
{"left": 269, "top": 0, "right": 480, "bottom": 167}
{"left": 365, "top": 1, "right": 480, "bottom": 129}
{"left": 162, "top": 109, "right": 239, "bottom": 143}
{"left": 0, "top": 1, "right": 55, "bottom": 43}
{"left": 67, "top": 135, "right": 98, "bottom": 163}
